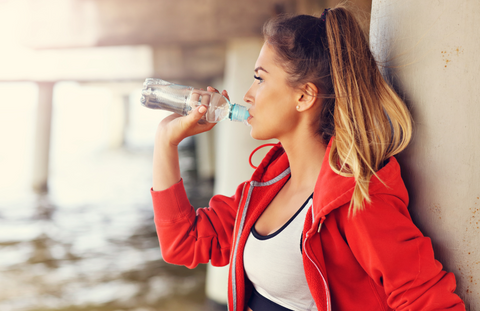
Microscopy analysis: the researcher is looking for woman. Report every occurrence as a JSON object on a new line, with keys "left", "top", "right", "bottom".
{"left": 150, "top": 6, "right": 465, "bottom": 311}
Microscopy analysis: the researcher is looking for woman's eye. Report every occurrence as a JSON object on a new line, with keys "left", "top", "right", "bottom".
{"left": 253, "top": 75, "right": 264, "bottom": 84}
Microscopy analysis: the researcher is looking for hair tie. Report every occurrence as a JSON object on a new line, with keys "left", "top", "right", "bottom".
{"left": 320, "top": 8, "right": 330, "bottom": 22}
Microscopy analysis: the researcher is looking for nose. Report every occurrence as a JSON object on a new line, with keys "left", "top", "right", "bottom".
{"left": 243, "top": 82, "right": 255, "bottom": 105}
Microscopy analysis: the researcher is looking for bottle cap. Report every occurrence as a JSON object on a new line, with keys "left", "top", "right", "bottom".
{"left": 230, "top": 104, "right": 250, "bottom": 122}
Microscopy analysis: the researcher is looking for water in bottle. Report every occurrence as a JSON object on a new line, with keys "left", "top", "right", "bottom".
{"left": 140, "top": 78, "right": 250, "bottom": 123}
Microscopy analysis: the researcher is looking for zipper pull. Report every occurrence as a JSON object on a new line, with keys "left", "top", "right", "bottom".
{"left": 317, "top": 216, "right": 326, "bottom": 233}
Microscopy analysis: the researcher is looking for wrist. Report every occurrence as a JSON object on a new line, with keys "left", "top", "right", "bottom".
{"left": 155, "top": 123, "right": 181, "bottom": 148}
{"left": 153, "top": 134, "right": 181, "bottom": 191}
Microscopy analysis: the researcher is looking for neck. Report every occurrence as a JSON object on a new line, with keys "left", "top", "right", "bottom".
{"left": 280, "top": 133, "right": 327, "bottom": 193}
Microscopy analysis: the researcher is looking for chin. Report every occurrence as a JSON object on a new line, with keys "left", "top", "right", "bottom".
{"left": 249, "top": 128, "right": 262, "bottom": 140}
{"left": 250, "top": 128, "right": 274, "bottom": 141}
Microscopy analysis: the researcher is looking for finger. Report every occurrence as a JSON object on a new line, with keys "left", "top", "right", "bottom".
{"left": 201, "top": 93, "right": 211, "bottom": 106}
{"left": 190, "top": 91, "right": 200, "bottom": 106}
{"left": 207, "top": 86, "right": 219, "bottom": 93}
{"left": 222, "top": 90, "right": 230, "bottom": 101}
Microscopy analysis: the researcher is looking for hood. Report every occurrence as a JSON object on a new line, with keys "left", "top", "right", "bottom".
{"left": 249, "top": 139, "right": 409, "bottom": 231}
{"left": 311, "top": 139, "right": 409, "bottom": 233}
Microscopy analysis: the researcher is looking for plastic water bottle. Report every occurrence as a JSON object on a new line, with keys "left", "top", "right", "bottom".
{"left": 140, "top": 78, "right": 250, "bottom": 123}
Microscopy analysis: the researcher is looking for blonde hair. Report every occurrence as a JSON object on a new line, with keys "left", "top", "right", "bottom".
{"left": 264, "top": 6, "right": 413, "bottom": 215}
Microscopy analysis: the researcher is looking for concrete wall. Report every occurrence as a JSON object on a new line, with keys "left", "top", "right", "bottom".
{"left": 370, "top": 1, "right": 480, "bottom": 309}
{"left": 206, "top": 37, "right": 276, "bottom": 306}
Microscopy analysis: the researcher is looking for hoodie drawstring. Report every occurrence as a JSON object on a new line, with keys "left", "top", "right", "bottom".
{"left": 249, "top": 143, "right": 278, "bottom": 169}
{"left": 317, "top": 216, "right": 326, "bottom": 233}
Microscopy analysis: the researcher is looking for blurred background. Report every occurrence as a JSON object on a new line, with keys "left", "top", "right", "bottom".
{"left": 0, "top": 1, "right": 371, "bottom": 310}
{"left": 4, "top": 0, "right": 480, "bottom": 311}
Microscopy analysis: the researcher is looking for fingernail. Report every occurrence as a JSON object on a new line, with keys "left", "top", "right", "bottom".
{"left": 199, "top": 106, "right": 207, "bottom": 113}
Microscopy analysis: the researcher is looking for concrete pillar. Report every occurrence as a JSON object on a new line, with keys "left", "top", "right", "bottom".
{"left": 205, "top": 37, "right": 277, "bottom": 307}
{"left": 194, "top": 78, "right": 224, "bottom": 182}
{"left": 107, "top": 92, "right": 129, "bottom": 148}
{"left": 195, "top": 127, "right": 216, "bottom": 181}
{"left": 370, "top": 1, "right": 480, "bottom": 309}
{"left": 32, "top": 82, "right": 55, "bottom": 193}
{"left": 213, "top": 38, "right": 276, "bottom": 195}
{"left": 102, "top": 82, "right": 142, "bottom": 149}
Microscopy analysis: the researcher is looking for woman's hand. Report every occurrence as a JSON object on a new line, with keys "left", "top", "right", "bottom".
{"left": 155, "top": 86, "right": 230, "bottom": 146}
{"left": 152, "top": 86, "right": 228, "bottom": 191}
{"left": 155, "top": 88, "right": 214, "bottom": 146}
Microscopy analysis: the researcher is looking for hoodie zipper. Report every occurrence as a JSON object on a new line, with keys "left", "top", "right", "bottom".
{"left": 230, "top": 168, "right": 291, "bottom": 311}
{"left": 304, "top": 213, "right": 330, "bottom": 311}
{"left": 231, "top": 182, "right": 252, "bottom": 311}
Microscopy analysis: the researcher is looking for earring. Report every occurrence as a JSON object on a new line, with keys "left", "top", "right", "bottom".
{"left": 296, "top": 105, "right": 301, "bottom": 110}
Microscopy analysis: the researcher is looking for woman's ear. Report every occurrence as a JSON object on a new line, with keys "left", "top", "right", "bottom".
{"left": 296, "top": 83, "right": 319, "bottom": 111}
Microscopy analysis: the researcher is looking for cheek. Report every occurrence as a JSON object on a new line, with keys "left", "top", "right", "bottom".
{"left": 255, "top": 87, "right": 280, "bottom": 109}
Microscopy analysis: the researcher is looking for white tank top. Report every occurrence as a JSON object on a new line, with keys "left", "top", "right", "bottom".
{"left": 243, "top": 195, "right": 317, "bottom": 311}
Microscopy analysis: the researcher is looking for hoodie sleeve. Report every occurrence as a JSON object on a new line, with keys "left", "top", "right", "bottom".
{"left": 344, "top": 193, "right": 465, "bottom": 311}
{"left": 151, "top": 179, "right": 244, "bottom": 269}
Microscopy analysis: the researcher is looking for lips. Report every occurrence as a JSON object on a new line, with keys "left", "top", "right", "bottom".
{"left": 247, "top": 111, "right": 253, "bottom": 123}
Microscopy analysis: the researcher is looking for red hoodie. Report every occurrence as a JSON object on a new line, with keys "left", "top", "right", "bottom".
{"left": 151, "top": 139, "right": 465, "bottom": 311}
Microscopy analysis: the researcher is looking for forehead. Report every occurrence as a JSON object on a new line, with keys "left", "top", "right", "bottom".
{"left": 254, "top": 43, "right": 277, "bottom": 70}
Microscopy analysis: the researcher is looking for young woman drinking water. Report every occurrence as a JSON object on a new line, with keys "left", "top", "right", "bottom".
{"left": 150, "top": 6, "right": 465, "bottom": 311}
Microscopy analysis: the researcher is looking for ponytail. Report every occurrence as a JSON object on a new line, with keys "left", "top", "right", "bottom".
{"left": 325, "top": 7, "right": 412, "bottom": 215}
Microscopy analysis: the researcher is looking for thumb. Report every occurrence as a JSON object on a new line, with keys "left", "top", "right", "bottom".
{"left": 184, "top": 105, "right": 208, "bottom": 126}
{"left": 194, "top": 105, "right": 207, "bottom": 121}
{"left": 197, "top": 105, "right": 207, "bottom": 116}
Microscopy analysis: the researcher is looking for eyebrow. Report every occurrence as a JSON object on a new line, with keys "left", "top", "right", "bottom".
{"left": 254, "top": 66, "right": 269, "bottom": 74}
